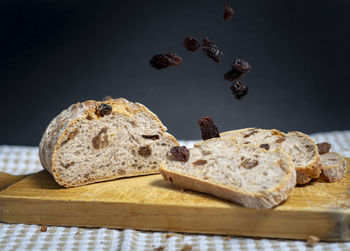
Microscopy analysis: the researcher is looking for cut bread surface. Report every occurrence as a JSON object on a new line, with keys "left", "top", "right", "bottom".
{"left": 160, "top": 137, "right": 296, "bottom": 209}
{"left": 221, "top": 128, "right": 321, "bottom": 184}
{"left": 220, "top": 128, "right": 286, "bottom": 150}
{"left": 320, "top": 152, "right": 346, "bottom": 182}
{"left": 39, "top": 98, "right": 178, "bottom": 187}
{"left": 282, "top": 131, "right": 321, "bottom": 184}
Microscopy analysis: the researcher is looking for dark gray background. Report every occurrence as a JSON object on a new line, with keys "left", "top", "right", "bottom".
{"left": 1, "top": 0, "right": 349, "bottom": 146}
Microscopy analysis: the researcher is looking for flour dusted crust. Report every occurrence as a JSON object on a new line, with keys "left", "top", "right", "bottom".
{"left": 319, "top": 152, "right": 346, "bottom": 183}
{"left": 221, "top": 128, "right": 321, "bottom": 184}
{"left": 39, "top": 98, "right": 178, "bottom": 187}
{"left": 160, "top": 137, "right": 296, "bottom": 209}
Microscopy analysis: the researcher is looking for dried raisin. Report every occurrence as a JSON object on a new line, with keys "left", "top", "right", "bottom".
{"left": 201, "top": 38, "right": 223, "bottom": 63}
{"left": 244, "top": 130, "right": 258, "bottom": 138}
{"left": 92, "top": 127, "right": 109, "bottom": 150}
{"left": 170, "top": 146, "right": 190, "bottom": 162}
{"left": 224, "top": 4, "right": 234, "bottom": 21}
{"left": 192, "top": 159, "right": 207, "bottom": 166}
{"left": 316, "top": 142, "right": 331, "bottom": 154}
{"left": 183, "top": 37, "right": 201, "bottom": 52}
{"left": 224, "top": 69, "right": 242, "bottom": 82}
{"left": 224, "top": 59, "right": 251, "bottom": 82}
{"left": 231, "top": 81, "right": 249, "bottom": 99}
{"left": 260, "top": 144, "right": 270, "bottom": 150}
{"left": 142, "top": 134, "right": 159, "bottom": 140}
{"left": 149, "top": 53, "right": 182, "bottom": 70}
{"left": 198, "top": 117, "right": 220, "bottom": 140}
{"left": 241, "top": 158, "right": 259, "bottom": 169}
{"left": 138, "top": 145, "right": 152, "bottom": 157}
{"left": 275, "top": 137, "right": 285, "bottom": 143}
{"left": 96, "top": 103, "right": 112, "bottom": 117}
{"left": 232, "top": 59, "right": 251, "bottom": 73}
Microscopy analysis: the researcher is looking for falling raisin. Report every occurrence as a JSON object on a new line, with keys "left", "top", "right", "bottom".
{"left": 201, "top": 38, "right": 223, "bottom": 63}
{"left": 231, "top": 81, "right": 249, "bottom": 99}
{"left": 224, "top": 4, "right": 234, "bottom": 21}
{"left": 232, "top": 59, "right": 251, "bottom": 73}
{"left": 170, "top": 146, "right": 190, "bottom": 162}
{"left": 149, "top": 53, "right": 182, "bottom": 70}
{"left": 260, "top": 144, "right": 270, "bottom": 150}
{"left": 183, "top": 37, "right": 201, "bottom": 52}
{"left": 224, "top": 59, "right": 251, "bottom": 82}
{"left": 198, "top": 117, "right": 220, "bottom": 140}
{"left": 96, "top": 103, "right": 112, "bottom": 117}
{"left": 224, "top": 69, "right": 242, "bottom": 82}
{"left": 142, "top": 134, "right": 160, "bottom": 140}
{"left": 316, "top": 142, "right": 331, "bottom": 154}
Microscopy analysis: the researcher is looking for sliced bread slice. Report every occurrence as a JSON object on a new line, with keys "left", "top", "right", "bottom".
{"left": 160, "top": 137, "right": 296, "bottom": 209}
{"left": 220, "top": 128, "right": 286, "bottom": 150}
{"left": 319, "top": 152, "right": 346, "bottom": 182}
{"left": 221, "top": 128, "right": 321, "bottom": 184}
{"left": 281, "top": 131, "right": 321, "bottom": 184}
{"left": 39, "top": 98, "right": 178, "bottom": 187}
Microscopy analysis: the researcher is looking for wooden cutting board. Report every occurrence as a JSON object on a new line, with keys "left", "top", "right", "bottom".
{"left": 0, "top": 159, "right": 349, "bottom": 241}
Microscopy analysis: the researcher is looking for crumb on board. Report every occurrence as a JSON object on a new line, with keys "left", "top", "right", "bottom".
{"left": 306, "top": 235, "right": 319, "bottom": 247}
{"left": 223, "top": 235, "right": 231, "bottom": 241}
{"left": 181, "top": 244, "right": 192, "bottom": 251}
{"left": 165, "top": 233, "right": 175, "bottom": 239}
{"left": 154, "top": 246, "right": 165, "bottom": 251}
{"left": 40, "top": 225, "right": 47, "bottom": 232}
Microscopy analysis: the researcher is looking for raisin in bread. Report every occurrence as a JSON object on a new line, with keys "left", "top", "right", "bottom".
{"left": 39, "top": 98, "right": 178, "bottom": 187}
{"left": 160, "top": 137, "right": 296, "bottom": 209}
{"left": 319, "top": 152, "right": 346, "bottom": 182}
{"left": 221, "top": 128, "right": 321, "bottom": 184}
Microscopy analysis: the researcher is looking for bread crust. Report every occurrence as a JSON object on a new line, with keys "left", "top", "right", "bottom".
{"left": 320, "top": 152, "right": 346, "bottom": 183}
{"left": 160, "top": 149, "right": 296, "bottom": 210}
{"left": 39, "top": 98, "right": 178, "bottom": 187}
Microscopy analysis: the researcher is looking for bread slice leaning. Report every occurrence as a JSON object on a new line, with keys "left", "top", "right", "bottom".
{"left": 160, "top": 137, "right": 296, "bottom": 209}
{"left": 281, "top": 131, "right": 321, "bottom": 184}
{"left": 39, "top": 98, "right": 178, "bottom": 187}
{"left": 319, "top": 152, "right": 346, "bottom": 182}
{"left": 221, "top": 128, "right": 321, "bottom": 184}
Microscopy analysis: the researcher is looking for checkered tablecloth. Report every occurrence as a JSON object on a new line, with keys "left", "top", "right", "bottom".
{"left": 1, "top": 130, "right": 350, "bottom": 251}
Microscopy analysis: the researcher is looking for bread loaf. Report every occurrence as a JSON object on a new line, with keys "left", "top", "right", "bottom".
{"left": 39, "top": 98, "right": 178, "bottom": 187}
{"left": 160, "top": 137, "right": 296, "bottom": 209}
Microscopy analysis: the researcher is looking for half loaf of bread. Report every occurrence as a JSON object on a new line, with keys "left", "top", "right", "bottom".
{"left": 160, "top": 137, "right": 296, "bottom": 209}
{"left": 39, "top": 98, "right": 178, "bottom": 187}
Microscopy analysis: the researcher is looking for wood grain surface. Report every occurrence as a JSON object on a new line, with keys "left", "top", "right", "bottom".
{"left": 0, "top": 159, "right": 349, "bottom": 241}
